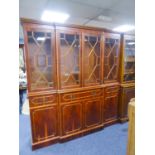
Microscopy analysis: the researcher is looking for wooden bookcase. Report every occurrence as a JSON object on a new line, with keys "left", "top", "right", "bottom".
{"left": 21, "top": 18, "right": 135, "bottom": 149}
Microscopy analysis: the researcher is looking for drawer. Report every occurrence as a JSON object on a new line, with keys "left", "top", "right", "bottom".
{"left": 105, "top": 86, "right": 120, "bottom": 96}
{"left": 29, "top": 94, "right": 57, "bottom": 107}
{"left": 60, "top": 89, "right": 102, "bottom": 102}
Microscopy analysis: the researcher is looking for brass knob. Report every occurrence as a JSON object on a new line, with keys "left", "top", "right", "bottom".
{"left": 70, "top": 94, "right": 75, "bottom": 100}
{"left": 92, "top": 91, "right": 96, "bottom": 96}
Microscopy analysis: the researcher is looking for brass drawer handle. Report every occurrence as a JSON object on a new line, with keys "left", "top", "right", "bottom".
{"left": 91, "top": 91, "right": 96, "bottom": 96}
{"left": 70, "top": 94, "right": 75, "bottom": 100}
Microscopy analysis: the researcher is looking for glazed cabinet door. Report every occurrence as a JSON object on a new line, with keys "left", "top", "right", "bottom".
{"left": 104, "top": 33, "right": 120, "bottom": 83}
{"left": 123, "top": 35, "right": 135, "bottom": 82}
{"left": 84, "top": 98, "right": 102, "bottom": 129}
{"left": 60, "top": 102, "right": 83, "bottom": 136}
{"left": 23, "top": 24, "right": 56, "bottom": 92}
{"left": 104, "top": 86, "right": 120, "bottom": 124}
{"left": 56, "top": 28, "right": 81, "bottom": 89}
{"left": 83, "top": 32, "right": 102, "bottom": 86}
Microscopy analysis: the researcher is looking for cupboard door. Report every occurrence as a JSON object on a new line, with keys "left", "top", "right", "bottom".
{"left": 83, "top": 32, "right": 102, "bottom": 86}
{"left": 25, "top": 25, "right": 56, "bottom": 91}
{"left": 104, "top": 34, "right": 120, "bottom": 82}
{"left": 61, "top": 102, "right": 82, "bottom": 135}
{"left": 31, "top": 106, "right": 58, "bottom": 143}
{"left": 104, "top": 86, "right": 119, "bottom": 122}
{"left": 84, "top": 98, "right": 102, "bottom": 128}
{"left": 57, "top": 30, "right": 81, "bottom": 89}
{"left": 104, "top": 95, "right": 118, "bottom": 121}
{"left": 123, "top": 87, "right": 135, "bottom": 118}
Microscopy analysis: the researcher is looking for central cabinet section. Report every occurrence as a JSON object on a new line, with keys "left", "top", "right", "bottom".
{"left": 56, "top": 28, "right": 104, "bottom": 140}
{"left": 59, "top": 88, "right": 103, "bottom": 140}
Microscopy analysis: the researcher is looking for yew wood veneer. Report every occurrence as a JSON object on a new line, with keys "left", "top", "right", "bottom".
{"left": 21, "top": 18, "right": 135, "bottom": 150}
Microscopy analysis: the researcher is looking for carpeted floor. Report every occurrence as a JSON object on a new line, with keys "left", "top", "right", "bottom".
{"left": 19, "top": 115, "right": 128, "bottom": 155}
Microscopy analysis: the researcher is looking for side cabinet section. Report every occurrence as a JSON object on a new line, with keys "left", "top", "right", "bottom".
{"left": 104, "top": 86, "right": 120, "bottom": 125}
{"left": 29, "top": 94, "right": 59, "bottom": 149}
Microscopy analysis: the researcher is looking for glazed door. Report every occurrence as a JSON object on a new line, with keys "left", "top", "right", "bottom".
{"left": 83, "top": 32, "right": 102, "bottom": 86}
{"left": 123, "top": 36, "right": 135, "bottom": 82}
{"left": 104, "top": 33, "right": 120, "bottom": 83}
{"left": 24, "top": 24, "right": 56, "bottom": 92}
{"left": 57, "top": 29, "right": 81, "bottom": 89}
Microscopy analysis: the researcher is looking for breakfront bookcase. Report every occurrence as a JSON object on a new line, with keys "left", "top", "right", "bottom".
{"left": 21, "top": 18, "right": 135, "bottom": 149}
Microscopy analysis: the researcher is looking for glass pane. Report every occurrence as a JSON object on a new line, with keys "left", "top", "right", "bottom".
{"left": 84, "top": 35, "right": 101, "bottom": 85}
{"left": 104, "top": 38, "right": 119, "bottom": 81}
{"left": 124, "top": 39, "right": 135, "bottom": 81}
{"left": 60, "top": 33, "right": 80, "bottom": 87}
{"left": 27, "top": 31, "right": 53, "bottom": 90}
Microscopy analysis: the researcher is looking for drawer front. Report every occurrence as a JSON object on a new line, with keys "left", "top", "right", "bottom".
{"left": 105, "top": 86, "right": 120, "bottom": 96}
{"left": 60, "top": 89, "right": 102, "bottom": 102}
{"left": 29, "top": 94, "right": 57, "bottom": 107}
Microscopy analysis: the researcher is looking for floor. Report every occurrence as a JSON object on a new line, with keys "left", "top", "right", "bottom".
{"left": 19, "top": 114, "right": 128, "bottom": 155}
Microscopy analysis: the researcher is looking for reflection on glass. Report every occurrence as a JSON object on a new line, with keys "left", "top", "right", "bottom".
{"left": 19, "top": 47, "right": 25, "bottom": 69}
{"left": 124, "top": 39, "right": 135, "bottom": 81}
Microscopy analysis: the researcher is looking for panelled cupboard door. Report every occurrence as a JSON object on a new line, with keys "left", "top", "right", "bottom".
{"left": 123, "top": 87, "right": 135, "bottom": 118}
{"left": 61, "top": 102, "right": 83, "bottom": 136}
{"left": 56, "top": 29, "right": 81, "bottom": 89}
{"left": 83, "top": 32, "right": 102, "bottom": 86}
{"left": 84, "top": 98, "right": 102, "bottom": 128}
{"left": 23, "top": 24, "right": 56, "bottom": 92}
{"left": 61, "top": 101, "right": 83, "bottom": 135}
{"left": 30, "top": 106, "right": 58, "bottom": 143}
{"left": 104, "top": 95, "right": 118, "bottom": 121}
{"left": 104, "top": 86, "right": 119, "bottom": 122}
{"left": 104, "top": 33, "right": 120, "bottom": 83}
